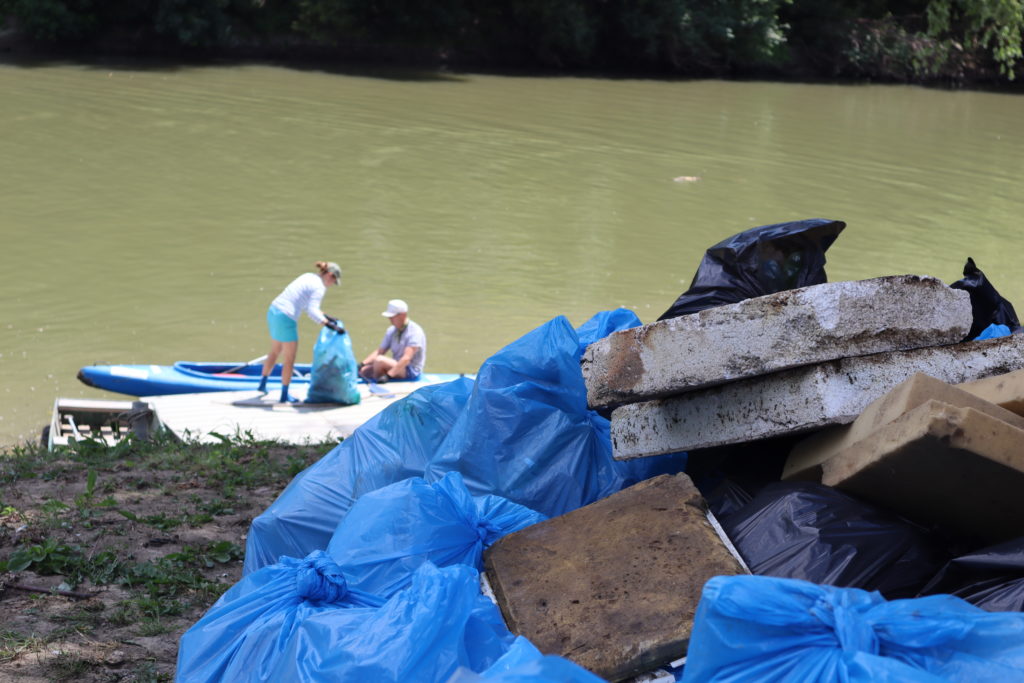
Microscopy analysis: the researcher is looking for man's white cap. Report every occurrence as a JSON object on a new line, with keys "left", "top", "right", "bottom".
{"left": 381, "top": 299, "right": 408, "bottom": 317}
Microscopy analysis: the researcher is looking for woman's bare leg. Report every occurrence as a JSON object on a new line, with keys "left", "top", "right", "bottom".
{"left": 261, "top": 341, "right": 283, "bottom": 377}
{"left": 258, "top": 340, "right": 284, "bottom": 392}
{"left": 279, "top": 341, "right": 299, "bottom": 401}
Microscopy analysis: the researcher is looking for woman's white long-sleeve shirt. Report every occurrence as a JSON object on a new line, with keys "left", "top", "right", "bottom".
{"left": 270, "top": 272, "right": 328, "bottom": 324}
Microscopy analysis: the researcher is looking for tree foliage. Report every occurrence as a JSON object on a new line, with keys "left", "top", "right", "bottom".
{"left": 293, "top": 0, "right": 790, "bottom": 71}
{"left": 926, "top": 0, "right": 1024, "bottom": 76}
{"left": 0, "top": 0, "right": 1021, "bottom": 82}
{"left": 0, "top": 0, "right": 100, "bottom": 42}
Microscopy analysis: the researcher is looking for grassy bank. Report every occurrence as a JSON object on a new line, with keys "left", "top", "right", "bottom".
{"left": 0, "top": 432, "right": 332, "bottom": 681}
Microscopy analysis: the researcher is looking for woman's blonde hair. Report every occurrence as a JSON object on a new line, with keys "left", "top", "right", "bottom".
{"left": 315, "top": 261, "right": 342, "bottom": 283}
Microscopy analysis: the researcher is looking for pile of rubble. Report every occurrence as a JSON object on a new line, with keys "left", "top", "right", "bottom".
{"left": 175, "top": 220, "right": 1024, "bottom": 682}
{"left": 483, "top": 273, "right": 1024, "bottom": 681}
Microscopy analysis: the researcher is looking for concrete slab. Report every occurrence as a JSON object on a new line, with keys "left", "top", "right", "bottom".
{"left": 821, "top": 400, "right": 1024, "bottom": 543}
{"left": 583, "top": 275, "right": 971, "bottom": 410}
{"left": 611, "top": 334, "right": 1024, "bottom": 460}
{"left": 783, "top": 373, "right": 1024, "bottom": 481}
{"left": 483, "top": 473, "right": 744, "bottom": 682}
{"left": 959, "top": 367, "right": 1024, "bottom": 417}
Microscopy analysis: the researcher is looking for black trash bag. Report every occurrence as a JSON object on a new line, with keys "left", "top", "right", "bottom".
{"left": 919, "top": 536, "right": 1024, "bottom": 612}
{"left": 689, "top": 435, "right": 803, "bottom": 522}
{"left": 658, "top": 218, "right": 846, "bottom": 321}
{"left": 721, "top": 481, "right": 949, "bottom": 599}
{"left": 950, "top": 257, "right": 1022, "bottom": 340}
{"left": 703, "top": 478, "right": 755, "bottom": 523}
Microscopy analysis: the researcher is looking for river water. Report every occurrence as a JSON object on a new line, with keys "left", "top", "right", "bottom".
{"left": 3, "top": 61, "right": 1024, "bottom": 446}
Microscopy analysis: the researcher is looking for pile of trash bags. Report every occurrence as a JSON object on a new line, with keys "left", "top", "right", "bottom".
{"left": 178, "top": 309, "right": 686, "bottom": 682}
{"left": 177, "top": 220, "right": 1024, "bottom": 682}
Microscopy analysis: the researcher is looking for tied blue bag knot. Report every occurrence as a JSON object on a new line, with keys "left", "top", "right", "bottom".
{"left": 811, "top": 593, "right": 879, "bottom": 655}
{"left": 476, "top": 518, "right": 504, "bottom": 546}
{"left": 292, "top": 551, "right": 350, "bottom": 603}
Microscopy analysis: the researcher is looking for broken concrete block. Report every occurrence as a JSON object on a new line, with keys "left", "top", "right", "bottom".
{"left": 821, "top": 399, "right": 1024, "bottom": 543}
{"left": 611, "top": 333, "right": 1024, "bottom": 460}
{"left": 958, "top": 368, "right": 1024, "bottom": 417}
{"left": 583, "top": 275, "right": 971, "bottom": 410}
{"left": 483, "top": 473, "right": 745, "bottom": 682}
{"left": 783, "top": 373, "right": 1024, "bottom": 481}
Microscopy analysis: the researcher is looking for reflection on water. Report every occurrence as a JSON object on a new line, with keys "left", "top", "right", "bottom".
{"left": 2, "top": 63, "right": 1024, "bottom": 445}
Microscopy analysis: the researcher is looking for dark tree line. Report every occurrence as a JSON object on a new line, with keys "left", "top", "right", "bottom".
{"left": 1, "top": 0, "right": 1021, "bottom": 83}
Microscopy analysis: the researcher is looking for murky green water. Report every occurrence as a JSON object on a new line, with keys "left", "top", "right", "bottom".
{"left": 3, "top": 62, "right": 1024, "bottom": 445}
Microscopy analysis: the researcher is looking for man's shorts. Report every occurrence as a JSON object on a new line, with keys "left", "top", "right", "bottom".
{"left": 267, "top": 306, "right": 298, "bottom": 343}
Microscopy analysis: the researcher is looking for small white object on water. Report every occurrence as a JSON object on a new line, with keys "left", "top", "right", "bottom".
{"left": 672, "top": 175, "right": 701, "bottom": 183}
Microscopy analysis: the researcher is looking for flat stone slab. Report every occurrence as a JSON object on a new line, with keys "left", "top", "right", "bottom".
{"left": 959, "top": 367, "right": 1024, "bottom": 417}
{"left": 784, "top": 372, "right": 1024, "bottom": 481}
{"left": 483, "top": 473, "right": 745, "bottom": 682}
{"left": 612, "top": 333, "right": 1024, "bottom": 460}
{"left": 583, "top": 275, "right": 971, "bottom": 410}
{"left": 822, "top": 399, "right": 1024, "bottom": 543}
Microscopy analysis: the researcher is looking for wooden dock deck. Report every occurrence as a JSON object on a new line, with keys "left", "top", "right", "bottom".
{"left": 147, "top": 382, "right": 427, "bottom": 444}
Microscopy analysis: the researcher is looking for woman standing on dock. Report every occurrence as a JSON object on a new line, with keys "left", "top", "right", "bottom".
{"left": 258, "top": 261, "right": 343, "bottom": 402}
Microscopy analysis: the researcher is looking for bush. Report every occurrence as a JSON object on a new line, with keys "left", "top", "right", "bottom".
{"left": 841, "top": 16, "right": 964, "bottom": 81}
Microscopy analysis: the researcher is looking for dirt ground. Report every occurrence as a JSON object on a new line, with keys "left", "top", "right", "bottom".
{"left": 0, "top": 435, "right": 330, "bottom": 681}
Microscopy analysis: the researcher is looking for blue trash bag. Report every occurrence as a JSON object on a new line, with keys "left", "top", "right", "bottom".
{"left": 176, "top": 550, "right": 386, "bottom": 682}
{"left": 179, "top": 556, "right": 511, "bottom": 683}
{"left": 446, "top": 636, "right": 608, "bottom": 682}
{"left": 976, "top": 323, "right": 1013, "bottom": 341}
{"left": 574, "top": 307, "right": 642, "bottom": 358}
{"left": 266, "top": 561, "right": 514, "bottom": 681}
{"left": 306, "top": 325, "right": 361, "bottom": 405}
{"left": 425, "top": 312, "right": 687, "bottom": 517}
{"left": 325, "top": 471, "right": 547, "bottom": 598}
{"left": 682, "top": 575, "right": 1024, "bottom": 683}
{"left": 243, "top": 378, "right": 474, "bottom": 574}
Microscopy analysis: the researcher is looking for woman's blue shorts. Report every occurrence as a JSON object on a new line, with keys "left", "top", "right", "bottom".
{"left": 267, "top": 306, "right": 298, "bottom": 343}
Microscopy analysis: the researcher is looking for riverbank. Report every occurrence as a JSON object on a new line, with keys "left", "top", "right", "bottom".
{"left": 0, "top": 433, "right": 330, "bottom": 681}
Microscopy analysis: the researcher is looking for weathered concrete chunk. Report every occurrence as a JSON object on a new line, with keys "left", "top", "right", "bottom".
{"left": 483, "top": 473, "right": 744, "bottom": 682}
{"left": 784, "top": 372, "right": 1024, "bottom": 481}
{"left": 959, "top": 368, "right": 1024, "bottom": 417}
{"left": 583, "top": 275, "right": 971, "bottom": 410}
{"left": 821, "top": 399, "right": 1024, "bottom": 543}
{"left": 612, "top": 333, "right": 1024, "bottom": 460}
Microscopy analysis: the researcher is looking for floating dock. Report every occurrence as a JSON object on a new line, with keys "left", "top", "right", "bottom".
{"left": 146, "top": 382, "right": 427, "bottom": 445}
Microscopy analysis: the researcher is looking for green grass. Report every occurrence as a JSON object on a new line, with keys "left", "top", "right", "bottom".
{"left": 0, "top": 431, "right": 334, "bottom": 677}
{"left": 1, "top": 430, "right": 324, "bottom": 492}
{"left": 43, "top": 651, "right": 94, "bottom": 680}
{"left": 0, "top": 629, "right": 44, "bottom": 663}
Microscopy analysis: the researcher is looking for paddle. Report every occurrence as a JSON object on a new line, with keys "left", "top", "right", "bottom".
{"left": 358, "top": 361, "right": 396, "bottom": 398}
{"left": 365, "top": 375, "right": 396, "bottom": 399}
{"left": 223, "top": 355, "right": 268, "bottom": 375}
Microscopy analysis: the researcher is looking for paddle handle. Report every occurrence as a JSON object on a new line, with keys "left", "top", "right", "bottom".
{"left": 224, "top": 355, "right": 268, "bottom": 374}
